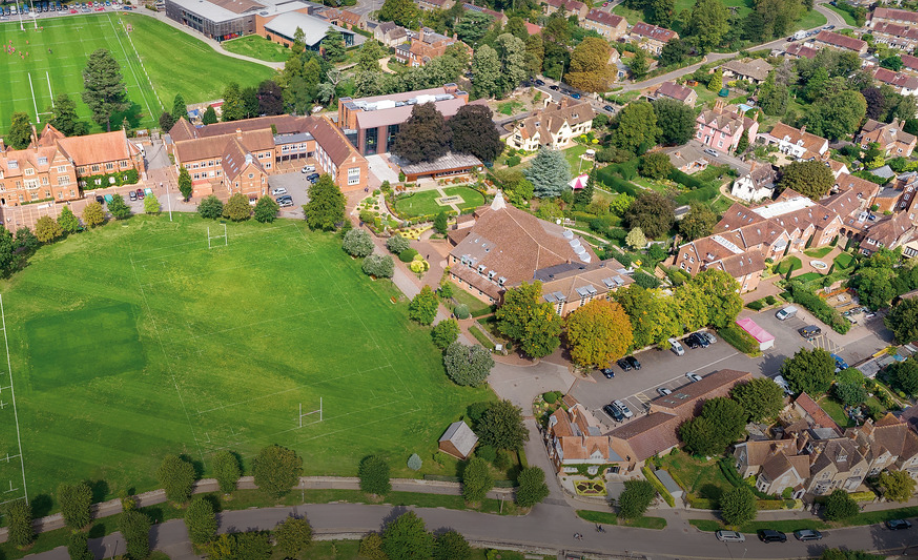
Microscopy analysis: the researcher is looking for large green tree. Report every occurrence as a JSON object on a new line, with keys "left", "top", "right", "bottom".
{"left": 886, "top": 298, "right": 918, "bottom": 344}
{"left": 496, "top": 281, "right": 563, "bottom": 358}
{"left": 879, "top": 470, "right": 916, "bottom": 503}
{"left": 625, "top": 191, "right": 674, "bottom": 239}
{"left": 524, "top": 148, "right": 570, "bottom": 199}
{"left": 720, "top": 486, "right": 757, "bottom": 526}
{"left": 212, "top": 450, "right": 241, "bottom": 494}
{"left": 565, "top": 38, "right": 613, "bottom": 93}
{"left": 781, "top": 347, "right": 835, "bottom": 396}
{"left": 443, "top": 342, "right": 494, "bottom": 387}
{"left": 253, "top": 444, "right": 303, "bottom": 498}
{"left": 221, "top": 82, "right": 245, "bottom": 122}
{"left": 59, "top": 482, "right": 93, "bottom": 531}
{"left": 81, "top": 49, "right": 129, "bottom": 131}
{"left": 612, "top": 101, "right": 660, "bottom": 154}
{"left": 178, "top": 166, "right": 193, "bottom": 201}
{"left": 158, "top": 454, "right": 196, "bottom": 504}
{"left": 462, "top": 457, "right": 494, "bottom": 503}
{"left": 382, "top": 511, "right": 434, "bottom": 560}
{"left": 449, "top": 105, "right": 503, "bottom": 163}
{"left": 184, "top": 497, "right": 218, "bottom": 546}
{"left": 49, "top": 94, "right": 89, "bottom": 136}
{"left": 614, "top": 284, "right": 681, "bottom": 348}
{"left": 805, "top": 90, "right": 867, "bottom": 140}
{"left": 689, "top": 269, "right": 743, "bottom": 328}
{"left": 378, "top": 0, "right": 419, "bottom": 27}
{"left": 6, "top": 500, "right": 33, "bottom": 548}
{"left": 409, "top": 286, "right": 440, "bottom": 325}
{"left": 471, "top": 45, "right": 502, "bottom": 99}
{"left": 119, "top": 510, "right": 151, "bottom": 560}
{"left": 254, "top": 196, "right": 280, "bottom": 223}
{"left": 477, "top": 400, "right": 528, "bottom": 450}
{"left": 305, "top": 174, "right": 346, "bottom": 231}
{"left": 57, "top": 206, "right": 81, "bottom": 234}
{"left": 678, "top": 203, "right": 717, "bottom": 240}
{"left": 223, "top": 193, "right": 251, "bottom": 221}
{"left": 653, "top": 98, "right": 695, "bottom": 146}
{"left": 618, "top": 479, "right": 655, "bottom": 519}
{"left": 274, "top": 516, "right": 313, "bottom": 559}
{"left": 731, "top": 378, "right": 785, "bottom": 422}
{"left": 495, "top": 33, "right": 528, "bottom": 96}
{"left": 824, "top": 489, "right": 858, "bottom": 521}
{"left": 359, "top": 455, "right": 391, "bottom": 496}
{"left": 433, "top": 530, "right": 471, "bottom": 560}
{"left": 391, "top": 103, "right": 452, "bottom": 164}
{"left": 564, "top": 299, "right": 634, "bottom": 368}
{"left": 7, "top": 112, "right": 32, "bottom": 149}
{"left": 515, "top": 467, "right": 550, "bottom": 508}
{"left": 779, "top": 160, "right": 835, "bottom": 200}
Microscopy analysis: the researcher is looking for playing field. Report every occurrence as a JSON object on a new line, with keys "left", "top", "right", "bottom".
{"left": 0, "top": 215, "right": 491, "bottom": 506}
{"left": 0, "top": 13, "right": 277, "bottom": 134}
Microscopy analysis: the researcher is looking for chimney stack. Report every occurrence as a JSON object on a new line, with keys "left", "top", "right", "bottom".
{"left": 236, "top": 128, "right": 243, "bottom": 141}
{"left": 800, "top": 125, "right": 806, "bottom": 135}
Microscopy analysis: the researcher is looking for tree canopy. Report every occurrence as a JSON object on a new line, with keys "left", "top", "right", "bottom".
{"left": 565, "top": 38, "right": 613, "bottom": 93}
{"left": 305, "top": 175, "right": 346, "bottom": 231}
{"left": 390, "top": 103, "right": 452, "bottom": 164}
{"left": 81, "top": 49, "right": 129, "bottom": 131}
{"left": 625, "top": 192, "right": 675, "bottom": 239}
{"left": 779, "top": 160, "right": 835, "bottom": 200}
{"left": 524, "top": 148, "right": 570, "bottom": 199}
{"left": 887, "top": 298, "right": 918, "bottom": 344}
{"left": 653, "top": 98, "right": 695, "bottom": 146}
{"left": 731, "top": 378, "right": 785, "bottom": 422}
{"left": 359, "top": 455, "right": 391, "bottom": 496}
{"left": 617, "top": 480, "right": 655, "bottom": 519}
{"left": 449, "top": 105, "right": 503, "bottom": 163}
{"left": 443, "top": 342, "right": 494, "bottom": 387}
{"left": 612, "top": 101, "right": 660, "bottom": 154}
{"left": 477, "top": 400, "right": 528, "bottom": 450}
{"left": 496, "top": 281, "right": 562, "bottom": 358}
{"left": 781, "top": 347, "right": 835, "bottom": 396}
{"left": 565, "top": 300, "right": 634, "bottom": 367}
{"left": 382, "top": 511, "right": 434, "bottom": 560}
{"left": 252, "top": 444, "right": 303, "bottom": 498}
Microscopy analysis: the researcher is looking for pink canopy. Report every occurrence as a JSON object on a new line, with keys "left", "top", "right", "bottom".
{"left": 569, "top": 174, "right": 589, "bottom": 190}
{"left": 736, "top": 317, "right": 775, "bottom": 346}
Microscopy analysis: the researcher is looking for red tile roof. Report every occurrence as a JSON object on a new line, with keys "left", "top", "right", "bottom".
{"left": 814, "top": 30, "right": 867, "bottom": 52}
{"left": 630, "top": 21, "right": 677, "bottom": 43}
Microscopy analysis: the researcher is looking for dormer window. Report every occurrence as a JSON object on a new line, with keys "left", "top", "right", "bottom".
{"left": 8, "top": 160, "right": 17, "bottom": 169}
{"left": 37, "top": 157, "right": 47, "bottom": 166}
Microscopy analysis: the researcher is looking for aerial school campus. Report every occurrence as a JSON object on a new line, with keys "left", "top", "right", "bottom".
{"left": 7, "top": 0, "right": 918, "bottom": 558}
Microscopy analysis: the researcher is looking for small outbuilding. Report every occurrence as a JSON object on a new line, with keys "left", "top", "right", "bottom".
{"left": 735, "top": 317, "right": 775, "bottom": 351}
{"left": 652, "top": 469, "right": 684, "bottom": 500}
{"left": 438, "top": 421, "right": 478, "bottom": 459}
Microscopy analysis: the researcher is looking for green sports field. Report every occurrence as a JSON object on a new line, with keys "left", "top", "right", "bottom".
{"left": 0, "top": 13, "right": 277, "bottom": 134}
{"left": 0, "top": 215, "right": 491, "bottom": 507}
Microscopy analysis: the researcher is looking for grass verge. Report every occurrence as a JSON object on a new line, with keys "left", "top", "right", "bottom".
{"left": 575, "top": 510, "right": 666, "bottom": 529}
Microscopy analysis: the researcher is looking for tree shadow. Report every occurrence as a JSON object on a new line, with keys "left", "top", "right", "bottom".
{"left": 88, "top": 479, "right": 110, "bottom": 504}
{"left": 30, "top": 493, "right": 53, "bottom": 518}
{"left": 698, "top": 483, "right": 724, "bottom": 506}
{"left": 200, "top": 493, "right": 222, "bottom": 513}
{"left": 109, "top": 102, "right": 144, "bottom": 132}
{"left": 181, "top": 453, "right": 205, "bottom": 480}
{"left": 381, "top": 506, "right": 409, "bottom": 530}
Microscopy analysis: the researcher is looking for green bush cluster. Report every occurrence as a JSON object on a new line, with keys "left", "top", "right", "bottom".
{"left": 718, "top": 325, "right": 760, "bottom": 355}
{"left": 399, "top": 248, "right": 419, "bottom": 263}
{"left": 784, "top": 281, "right": 851, "bottom": 334}
{"left": 640, "top": 467, "right": 676, "bottom": 507}
{"left": 80, "top": 169, "right": 140, "bottom": 190}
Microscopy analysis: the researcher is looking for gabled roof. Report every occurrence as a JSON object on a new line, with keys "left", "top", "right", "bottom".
{"left": 608, "top": 412, "right": 681, "bottom": 462}
{"left": 811, "top": 438, "right": 866, "bottom": 475}
{"left": 860, "top": 119, "right": 917, "bottom": 150}
{"left": 722, "top": 58, "right": 774, "bottom": 82}
{"left": 872, "top": 7, "right": 918, "bottom": 25}
{"left": 903, "top": 54, "right": 918, "bottom": 72}
{"left": 55, "top": 129, "right": 141, "bottom": 167}
{"left": 873, "top": 67, "right": 918, "bottom": 91}
{"left": 630, "top": 21, "right": 677, "bottom": 43}
{"left": 871, "top": 21, "right": 918, "bottom": 41}
{"left": 795, "top": 392, "right": 842, "bottom": 433}
{"left": 786, "top": 43, "right": 819, "bottom": 59}
{"left": 813, "top": 30, "right": 867, "bottom": 52}
{"left": 767, "top": 122, "right": 828, "bottom": 158}
{"left": 651, "top": 369, "right": 753, "bottom": 412}
{"left": 439, "top": 421, "right": 478, "bottom": 457}
{"left": 864, "top": 211, "right": 914, "bottom": 249}
{"left": 221, "top": 138, "right": 265, "bottom": 183}
{"left": 308, "top": 116, "right": 360, "bottom": 167}
{"left": 584, "top": 8, "right": 624, "bottom": 27}
{"left": 656, "top": 81, "right": 694, "bottom": 102}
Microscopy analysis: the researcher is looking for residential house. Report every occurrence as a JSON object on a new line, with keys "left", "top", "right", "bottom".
{"left": 505, "top": 97, "right": 595, "bottom": 151}
{"left": 903, "top": 54, "right": 918, "bottom": 74}
{"left": 860, "top": 211, "right": 915, "bottom": 255}
{"left": 758, "top": 122, "right": 829, "bottom": 161}
{"left": 407, "top": 28, "right": 471, "bottom": 67}
{"left": 542, "top": 0, "right": 587, "bottom": 19}
{"left": 695, "top": 100, "right": 759, "bottom": 154}
{"left": 734, "top": 440, "right": 809, "bottom": 499}
{"left": 870, "top": 22, "right": 918, "bottom": 52}
{"left": 721, "top": 59, "right": 774, "bottom": 84}
{"left": 653, "top": 81, "right": 697, "bottom": 106}
{"left": 731, "top": 162, "right": 779, "bottom": 203}
{"left": 828, "top": 159, "right": 851, "bottom": 178}
{"left": 792, "top": 392, "right": 842, "bottom": 434}
{"left": 321, "top": 8, "right": 366, "bottom": 29}
{"left": 629, "top": 22, "right": 678, "bottom": 55}
{"left": 417, "top": 0, "right": 454, "bottom": 10}
{"left": 664, "top": 143, "right": 712, "bottom": 174}
{"left": 371, "top": 21, "right": 409, "bottom": 47}
{"left": 462, "top": 3, "right": 507, "bottom": 24}
{"left": 811, "top": 30, "right": 868, "bottom": 55}
{"left": 852, "top": 414, "right": 918, "bottom": 478}
{"left": 546, "top": 399, "right": 623, "bottom": 474}
{"left": 807, "top": 437, "right": 869, "bottom": 495}
{"left": 859, "top": 118, "right": 918, "bottom": 157}
{"left": 869, "top": 7, "right": 918, "bottom": 29}
{"left": 873, "top": 67, "right": 918, "bottom": 96}
{"left": 607, "top": 370, "right": 754, "bottom": 472}
{"left": 581, "top": 10, "right": 627, "bottom": 40}
{"left": 785, "top": 43, "right": 819, "bottom": 60}
{"left": 447, "top": 191, "right": 633, "bottom": 310}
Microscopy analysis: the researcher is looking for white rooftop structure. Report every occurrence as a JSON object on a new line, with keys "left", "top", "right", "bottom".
{"left": 264, "top": 11, "right": 365, "bottom": 45}
{"left": 751, "top": 196, "right": 815, "bottom": 219}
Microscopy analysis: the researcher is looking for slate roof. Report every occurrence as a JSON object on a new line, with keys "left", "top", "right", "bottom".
{"left": 439, "top": 421, "right": 478, "bottom": 457}
{"left": 630, "top": 21, "right": 677, "bottom": 43}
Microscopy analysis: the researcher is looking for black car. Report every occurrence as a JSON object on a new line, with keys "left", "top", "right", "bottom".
{"left": 95, "top": 195, "right": 105, "bottom": 204}
{"left": 758, "top": 530, "right": 787, "bottom": 543}
{"left": 886, "top": 519, "right": 912, "bottom": 530}
{"left": 616, "top": 358, "right": 633, "bottom": 371}
{"left": 599, "top": 368, "right": 615, "bottom": 379}
{"left": 306, "top": 173, "right": 320, "bottom": 183}
{"left": 535, "top": 79, "right": 545, "bottom": 86}
{"left": 685, "top": 333, "right": 708, "bottom": 349}
{"left": 602, "top": 404, "right": 624, "bottom": 421}
{"left": 692, "top": 332, "right": 709, "bottom": 348}
{"left": 799, "top": 325, "right": 822, "bottom": 338}
{"left": 549, "top": 85, "right": 560, "bottom": 91}
{"left": 623, "top": 356, "right": 641, "bottom": 370}
{"left": 603, "top": 105, "right": 614, "bottom": 112}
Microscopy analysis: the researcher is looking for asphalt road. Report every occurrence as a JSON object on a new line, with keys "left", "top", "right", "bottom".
{"left": 25, "top": 502, "right": 918, "bottom": 560}
{"left": 572, "top": 305, "right": 894, "bottom": 429}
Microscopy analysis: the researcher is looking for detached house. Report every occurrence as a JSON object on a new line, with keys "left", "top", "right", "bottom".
{"left": 547, "top": 398, "right": 623, "bottom": 474}
{"left": 407, "top": 28, "right": 471, "bottom": 67}
{"left": 859, "top": 118, "right": 918, "bottom": 157}
{"left": 860, "top": 211, "right": 915, "bottom": 255}
{"left": 506, "top": 97, "right": 594, "bottom": 151}
{"left": 542, "top": 0, "right": 587, "bottom": 19}
{"left": 371, "top": 21, "right": 408, "bottom": 47}
{"left": 581, "top": 10, "right": 627, "bottom": 40}
{"left": 734, "top": 440, "right": 809, "bottom": 499}
{"left": 731, "top": 162, "right": 779, "bottom": 203}
{"left": 759, "top": 122, "right": 829, "bottom": 161}
{"left": 653, "top": 81, "right": 697, "bottom": 106}
{"left": 629, "top": 22, "right": 677, "bottom": 55}
{"left": 721, "top": 59, "right": 774, "bottom": 84}
{"left": 695, "top": 100, "right": 759, "bottom": 154}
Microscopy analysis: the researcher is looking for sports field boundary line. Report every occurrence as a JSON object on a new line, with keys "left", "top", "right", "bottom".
{"left": 105, "top": 14, "right": 155, "bottom": 123}
{"left": 116, "top": 14, "right": 164, "bottom": 113}
{"left": 0, "top": 294, "right": 28, "bottom": 505}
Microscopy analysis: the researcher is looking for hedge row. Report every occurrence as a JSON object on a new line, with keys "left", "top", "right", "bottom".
{"left": 718, "top": 325, "right": 760, "bottom": 355}
{"left": 641, "top": 467, "right": 676, "bottom": 507}
{"left": 783, "top": 282, "right": 851, "bottom": 334}
{"left": 80, "top": 168, "right": 140, "bottom": 190}
{"left": 675, "top": 186, "right": 718, "bottom": 205}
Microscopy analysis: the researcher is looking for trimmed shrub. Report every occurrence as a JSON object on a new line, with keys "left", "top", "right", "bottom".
{"left": 399, "top": 248, "right": 419, "bottom": 262}
{"left": 454, "top": 304, "right": 470, "bottom": 319}
{"left": 719, "top": 325, "right": 760, "bottom": 355}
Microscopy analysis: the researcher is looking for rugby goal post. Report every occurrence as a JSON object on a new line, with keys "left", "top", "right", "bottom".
{"left": 298, "top": 398, "right": 322, "bottom": 428}
{"left": 207, "top": 224, "right": 228, "bottom": 249}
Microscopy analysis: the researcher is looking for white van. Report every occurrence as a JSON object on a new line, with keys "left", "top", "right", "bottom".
{"left": 776, "top": 306, "right": 798, "bottom": 320}
{"left": 668, "top": 337, "right": 685, "bottom": 356}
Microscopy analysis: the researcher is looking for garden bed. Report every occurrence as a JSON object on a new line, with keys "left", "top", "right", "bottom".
{"left": 575, "top": 480, "right": 607, "bottom": 496}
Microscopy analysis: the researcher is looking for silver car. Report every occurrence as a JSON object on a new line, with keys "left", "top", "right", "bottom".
{"left": 716, "top": 530, "right": 745, "bottom": 543}
{"left": 612, "top": 399, "right": 633, "bottom": 418}
{"left": 271, "top": 187, "right": 288, "bottom": 196}
{"left": 686, "top": 372, "right": 702, "bottom": 383}
{"left": 657, "top": 387, "right": 672, "bottom": 396}
{"left": 702, "top": 332, "right": 717, "bottom": 345}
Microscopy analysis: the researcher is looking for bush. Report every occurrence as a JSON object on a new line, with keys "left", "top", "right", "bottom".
{"left": 198, "top": 195, "right": 224, "bottom": 219}
{"left": 359, "top": 455, "right": 391, "bottom": 496}
{"left": 387, "top": 234, "right": 411, "bottom": 254}
{"left": 274, "top": 516, "right": 313, "bottom": 558}
{"left": 516, "top": 467, "right": 550, "bottom": 508}
{"left": 342, "top": 229, "right": 375, "bottom": 258}
{"left": 399, "top": 248, "right": 419, "bottom": 262}
{"left": 443, "top": 342, "right": 494, "bottom": 387}
{"left": 784, "top": 282, "right": 851, "bottom": 334}
{"left": 362, "top": 254, "right": 395, "bottom": 278}
{"left": 543, "top": 391, "right": 558, "bottom": 404}
{"left": 632, "top": 271, "right": 661, "bottom": 288}
{"left": 618, "top": 479, "right": 656, "bottom": 518}
{"left": 824, "top": 489, "right": 859, "bottom": 521}
{"left": 476, "top": 445, "right": 497, "bottom": 463}
{"left": 747, "top": 300, "right": 765, "bottom": 311}
{"left": 454, "top": 304, "right": 470, "bottom": 319}
{"left": 5, "top": 500, "right": 33, "bottom": 548}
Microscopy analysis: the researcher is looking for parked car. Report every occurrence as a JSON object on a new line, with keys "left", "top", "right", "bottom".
{"left": 128, "top": 191, "right": 137, "bottom": 201}
{"left": 831, "top": 353, "right": 849, "bottom": 372}
{"left": 758, "top": 530, "right": 787, "bottom": 543}
{"left": 799, "top": 325, "right": 822, "bottom": 338}
{"left": 703, "top": 148, "right": 719, "bottom": 157}
{"left": 271, "top": 187, "right": 288, "bottom": 196}
{"left": 669, "top": 337, "right": 685, "bottom": 356}
{"left": 657, "top": 387, "right": 672, "bottom": 396}
{"left": 622, "top": 356, "right": 640, "bottom": 370}
{"left": 886, "top": 519, "right": 912, "bottom": 530}
{"left": 301, "top": 165, "right": 316, "bottom": 173}
{"left": 135, "top": 188, "right": 145, "bottom": 200}
{"left": 277, "top": 197, "right": 294, "bottom": 208}
{"left": 612, "top": 399, "right": 633, "bottom": 418}
{"left": 602, "top": 404, "right": 624, "bottom": 422}
{"left": 599, "top": 368, "right": 615, "bottom": 379}
{"left": 702, "top": 332, "right": 717, "bottom": 345}
{"left": 776, "top": 306, "right": 798, "bottom": 320}
{"left": 549, "top": 85, "right": 560, "bottom": 91}
{"left": 570, "top": 92, "right": 581, "bottom": 99}
{"left": 617, "top": 357, "right": 634, "bottom": 371}
{"left": 306, "top": 173, "right": 320, "bottom": 183}
{"left": 794, "top": 530, "right": 823, "bottom": 541}
{"left": 686, "top": 372, "right": 702, "bottom": 383}
{"left": 603, "top": 105, "right": 614, "bottom": 112}
{"left": 534, "top": 79, "right": 545, "bottom": 86}
{"left": 716, "top": 530, "right": 745, "bottom": 543}
{"left": 686, "top": 332, "right": 709, "bottom": 349}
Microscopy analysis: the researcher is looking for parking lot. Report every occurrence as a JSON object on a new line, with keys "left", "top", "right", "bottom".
{"left": 572, "top": 305, "right": 895, "bottom": 431}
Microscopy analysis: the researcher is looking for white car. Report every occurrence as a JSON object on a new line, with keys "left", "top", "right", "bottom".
{"left": 612, "top": 399, "right": 633, "bottom": 418}
{"left": 686, "top": 372, "right": 702, "bottom": 383}
{"left": 271, "top": 187, "right": 288, "bottom": 196}
{"left": 657, "top": 387, "right": 672, "bottom": 396}
{"left": 301, "top": 165, "right": 316, "bottom": 173}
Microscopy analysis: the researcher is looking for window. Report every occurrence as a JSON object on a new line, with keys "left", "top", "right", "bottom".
{"left": 348, "top": 167, "right": 360, "bottom": 186}
{"left": 91, "top": 165, "right": 100, "bottom": 172}
{"left": 41, "top": 177, "right": 48, "bottom": 186}
{"left": 718, "top": 141, "right": 723, "bottom": 148}
{"left": 248, "top": 173, "right": 254, "bottom": 179}
{"left": 105, "top": 162, "right": 114, "bottom": 171}
{"left": 57, "top": 166, "right": 67, "bottom": 174}
{"left": 24, "top": 168, "right": 34, "bottom": 176}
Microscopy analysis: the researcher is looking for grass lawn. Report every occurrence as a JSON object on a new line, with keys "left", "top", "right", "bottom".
{"left": 576, "top": 510, "right": 667, "bottom": 529}
{"left": 795, "top": 271, "right": 824, "bottom": 284}
{"left": 564, "top": 144, "right": 591, "bottom": 178}
{"left": 221, "top": 35, "right": 291, "bottom": 62}
{"left": 658, "top": 453, "right": 732, "bottom": 503}
{"left": 790, "top": 7, "right": 828, "bottom": 31}
{"left": 776, "top": 256, "right": 803, "bottom": 274}
{"left": 469, "top": 326, "right": 496, "bottom": 350}
{"left": 818, "top": 396, "right": 856, "bottom": 428}
{"left": 834, "top": 252, "right": 855, "bottom": 270}
{"left": 448, "top": 282, "right": 492, "bottom": 316}
{"left": 497, "top": 100, "right": 524, "bottom": 116}
{"left": 0, "top": 14, "right": 276, "bottom": 134}
{"left": 395, "top": 186, "right": 482, "bottom": 217}
{"left": 825, "top": 4, "right": 858, "bottom": 26}
{"left": 0, "top": 214, "right": 492, "bottom": 507}
{"left": 805, "top": 246, "right": 835, "bottom": 258}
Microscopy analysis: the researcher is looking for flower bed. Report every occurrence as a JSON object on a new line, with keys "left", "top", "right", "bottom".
{"left": 575, "top": 480, "right": 607, "bottom": 496}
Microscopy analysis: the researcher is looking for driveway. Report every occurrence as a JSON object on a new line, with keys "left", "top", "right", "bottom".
{"left": 366, "top": 154, "right": 400, "bottom": 186}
